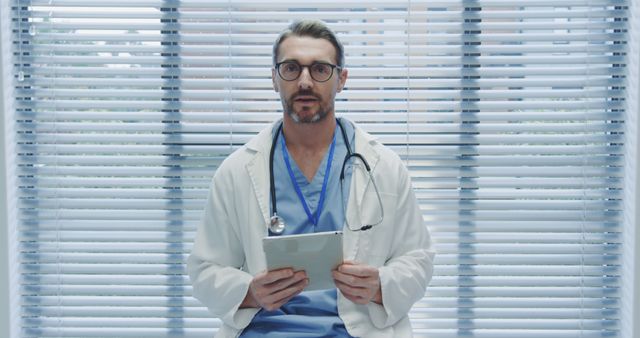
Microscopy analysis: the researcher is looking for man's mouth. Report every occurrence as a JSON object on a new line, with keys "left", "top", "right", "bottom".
{"left": 293, "top": 95, "right": 318, "bottom": 103}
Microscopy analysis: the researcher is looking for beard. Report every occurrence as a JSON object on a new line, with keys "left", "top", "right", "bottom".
{"left": 283, "top": 90, "right": 333, "bottom": 124}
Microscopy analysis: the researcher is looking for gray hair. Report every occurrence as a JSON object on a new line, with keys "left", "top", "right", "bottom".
{"left": 272, "top": 20, "right": 345, "bottom": 68}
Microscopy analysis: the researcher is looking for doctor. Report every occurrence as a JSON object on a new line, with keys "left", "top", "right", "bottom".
{"left": 188, "top": 20, "right": 434, "bottom": 338}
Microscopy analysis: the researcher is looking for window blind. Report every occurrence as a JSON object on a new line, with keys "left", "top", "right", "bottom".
{"left": 621, "top": 1, "right": 639, "bottom": 337}
{"left": 7, "top": 0, "right": 627, "bottom": 337}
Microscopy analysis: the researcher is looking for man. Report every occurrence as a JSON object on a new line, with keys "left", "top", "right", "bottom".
{"left": 188, "top": 20, "right": 434, "bottom": 337}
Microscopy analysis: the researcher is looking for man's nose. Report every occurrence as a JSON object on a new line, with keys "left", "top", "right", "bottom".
{"left": 297, "top": 67, "right": 313, "bottom": 89}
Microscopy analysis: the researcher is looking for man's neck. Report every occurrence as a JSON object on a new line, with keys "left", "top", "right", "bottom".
{"left": 282, "top": 115, "right": 336, "bottom": 154}
{"left": 281, "top": 114, "right": 337, "bottom": 182}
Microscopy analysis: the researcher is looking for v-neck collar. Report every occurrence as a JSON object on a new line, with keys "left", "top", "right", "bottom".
{"left": 280, "top": 125, "right": 337, "bottom": 186}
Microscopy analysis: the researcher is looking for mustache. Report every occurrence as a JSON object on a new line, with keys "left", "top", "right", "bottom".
{"left": 290, "top": 90, "right": 320, "bottom": 101}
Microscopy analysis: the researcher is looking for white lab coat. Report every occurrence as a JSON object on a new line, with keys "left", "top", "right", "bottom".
{"left": 188, "top": 120, "right": 435, "bottom": 338}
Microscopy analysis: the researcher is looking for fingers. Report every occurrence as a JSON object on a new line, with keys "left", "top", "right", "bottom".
{"left": 334, "top": 262, "right": 378, "bottom": 287}
{"left": 334, "top": 279, "right": 373, "bottom": 304}
{"left": 255, "top": 268, "right": 294, "bottom": 285}
{"left": 249, "top": 269, "right": 308, "bottom": 311}
{"left": 263, "top": 277, "right": 308, "bottom": 311}
{"left": 332, "top": 261, "right": 381, "bottom": 305}
{"left": 338, "top": 263, "right": 378, "bottom": 278}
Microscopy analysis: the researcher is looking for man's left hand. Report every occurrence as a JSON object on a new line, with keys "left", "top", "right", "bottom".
{"left": 332, "top": 260, "right": 383, "bottom": 305}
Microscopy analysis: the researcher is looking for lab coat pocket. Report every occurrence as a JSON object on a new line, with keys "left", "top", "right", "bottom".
{"left": 359, "top": 192, "right": 397, "bottom": 267}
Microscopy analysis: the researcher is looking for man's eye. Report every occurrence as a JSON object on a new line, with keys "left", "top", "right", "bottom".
{"left": 284, "top": 64, "right": 299, "bottom": 72}
{"left": 313, "top": 65, "right": 329, "bottom": 73}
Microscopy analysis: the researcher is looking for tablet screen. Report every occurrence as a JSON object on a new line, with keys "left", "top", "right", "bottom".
{"left": 262, "top": 231, "right": 343, "bottom": 291}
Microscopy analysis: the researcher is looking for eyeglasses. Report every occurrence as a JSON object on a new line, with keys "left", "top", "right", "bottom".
{"left": 275, "top": 61, "right": 341, "bottom": 82}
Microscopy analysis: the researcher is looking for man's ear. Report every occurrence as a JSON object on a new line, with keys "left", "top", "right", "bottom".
{"left": 337, "top": 68, "right": 348, "bottom": 93}
{"left": 272, "top": 68, "right": 279, "bottom": 92}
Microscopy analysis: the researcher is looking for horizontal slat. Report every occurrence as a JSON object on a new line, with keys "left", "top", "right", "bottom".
{"left": 21, "top": 275, "right": 620, "bottom": 289}
{"left": 22, "top": 65, "right": 627, "bottom": 77}
{"left": 16, "top": 121, "right": 624, "bottom": 134}
{"left": 23, "top": 0, "right": 627, "bottom": 8}
{"left": 18, "top": 328, "right": 617, "bottom": 338}
{"left": 17, "top": 99, "right": 625, "bottom": 110}
{"left": 15, "top": 167, "right": 622, "bottom": 179}
{"left": 15, "top": 330, "right": 619, "bottom": 338}
{"left": 19, "top": 246, "right": 620, "bottom": 264}
{"left": 24, "top": 43, "right": 627, "bottom": 57}
{"left": 18, "top": 187, "right": 622, "bottom": 201}
{"left": 20, "top": 220, "right": 620, "bottom": 233}
{"left": 21, "top": 314, "right": 619, "bottom": 327}
{"left": 15, "top": 143, "right": 625, "bottom": 157}
{"left": 18, "top": 253, "right": 620, "bottom": 269}
{"left": 18, "top": 284, "right": 621, "bottom": 299}
{"left": 19, "top": 55, "right": 626, "bottom": 66}
{"left": 15, "top": 132, "right": 625, "bottom": 145}
{"left": 18, "top": 199, "right": 622, "bottom": 210}
{"left": 19, "top": 209, "right": 204, "bottom": 220}
{"left": 22, "top": 295, "right": 204, "bottom": 307}
{"left": 21, "top": 8, "right": 629, "bottom": 20}
{"left": 22, "top": 8, "right": 627, "bottom": 20}
{"left": 410, "top": 319, "right": 618, "bottom": 330}
{"left": 21, "top": 241, "right": 196, "bottom": 253}
{"left": 19, "top": 264, "right": 620, "bottom": 278}
{"left": 15, "top": 111, "right": 626, "bottom": 123}
{"left": 15, "top": 156, "right": 625, "bottom": 170}
{"left": 15, "top": 88, "right": 627, "bottom": 100}
{"left": 18, "top": 177, "right": 213, "bottom": 187}
{"left": 23, "top": 295, "right": 618, "bottom": 309}
{"left": 17, "top": 78, "right": 627, "bottom": 92}
{"left": 21, "top": 328, "right": 218, "bottom": 338}
{"left": 21, "top": 20, "right": 625, "bottom": 32}
{"left": 427, "top": 221, "right": 620, "bottom": 233}
{"left": 22, "top": 32, "right": 626, "bottom": 43}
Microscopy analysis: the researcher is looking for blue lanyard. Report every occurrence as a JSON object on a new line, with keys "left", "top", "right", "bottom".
{"left": 280, "top": 129, "right": 337, "bottom": 227}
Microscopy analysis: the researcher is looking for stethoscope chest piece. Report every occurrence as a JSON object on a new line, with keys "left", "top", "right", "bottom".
{"left": 269, "top": 215, "right": 286, "bottom": 235}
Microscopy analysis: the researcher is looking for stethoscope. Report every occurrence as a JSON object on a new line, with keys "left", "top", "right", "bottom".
{"left": 268, "top": 118, "right": 384, "bottom": 235}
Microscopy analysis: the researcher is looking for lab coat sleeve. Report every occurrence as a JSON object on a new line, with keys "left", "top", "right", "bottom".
{"left": 187, "top": 170, "right": 259, "bottom": 330}
{"left": 367, "top": 162, "right": 435, "bottom": 328}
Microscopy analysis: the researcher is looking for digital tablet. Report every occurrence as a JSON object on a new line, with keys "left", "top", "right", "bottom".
{"left": 262, "top": 231, "right": 343, "bottom": 291}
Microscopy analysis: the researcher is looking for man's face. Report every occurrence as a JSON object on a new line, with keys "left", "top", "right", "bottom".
{"left": 272, "top": 36, "right": 348, "bottom": 124}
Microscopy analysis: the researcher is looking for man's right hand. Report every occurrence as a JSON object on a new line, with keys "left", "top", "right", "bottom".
{"left": 240, "top": 268, "right": 308, "bottom": 311}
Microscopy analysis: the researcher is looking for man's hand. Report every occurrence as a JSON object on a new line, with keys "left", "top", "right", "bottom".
{"left": 240, "top": 268, "right": 308, "bottom": 311}
{"left": 332, "top": 260, "right": 383, "bottom": 305}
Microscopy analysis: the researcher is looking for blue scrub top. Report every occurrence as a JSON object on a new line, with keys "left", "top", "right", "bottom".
{"left": 239, "top": 118, "right": 356, "bottom": 338}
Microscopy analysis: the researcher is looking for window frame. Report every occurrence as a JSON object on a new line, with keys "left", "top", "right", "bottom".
{"left": 0, "top": 1, "right": 639, "bottom": 337}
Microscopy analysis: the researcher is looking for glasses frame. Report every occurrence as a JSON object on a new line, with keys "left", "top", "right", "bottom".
{"left": 275, "top": 60, "right": 341, "bottom": 83}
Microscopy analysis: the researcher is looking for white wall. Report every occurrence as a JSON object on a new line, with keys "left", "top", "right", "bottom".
{"left": 0, "top": 0, "right": 17, "bottom": 336}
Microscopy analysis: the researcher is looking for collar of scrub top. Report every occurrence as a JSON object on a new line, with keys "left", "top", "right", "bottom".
{"left": 268, "top": 119, "right": 336, "bottom": 234}
{"left": 280, "top": 122, "right": 337, "bottom": 228}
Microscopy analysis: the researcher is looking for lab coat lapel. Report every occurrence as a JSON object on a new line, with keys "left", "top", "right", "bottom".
{"left": 351, "top": 129, "right": 380, "bottom": 213}
{"left": 344, "top": 127, "right": 380, "bottom": 260}
{"left": 244, "top": 124, "right": 277, "bottom": 231}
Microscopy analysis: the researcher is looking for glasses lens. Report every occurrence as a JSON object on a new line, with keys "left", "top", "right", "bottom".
{"left": 310, "top": 63, "right": 333, "bottom": 82}
{"left": 279, "top": 62, "right": 300, "bottom": 80}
